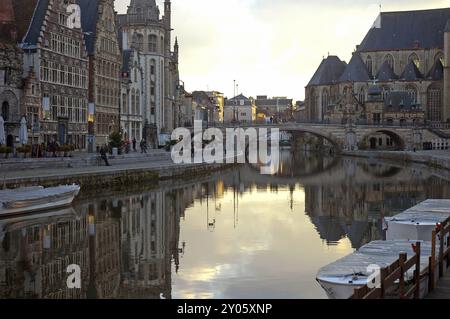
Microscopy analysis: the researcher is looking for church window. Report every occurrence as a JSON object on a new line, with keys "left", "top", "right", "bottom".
{"left": 408, "top": 53, "right": 420, "bottom": 69}
{"left": 384, "top": 54, "right": 394, "bottom": 70}
{"left": 406, "top": 85, "right": 418, "bottom": 105}
{"left": 427, "top": 84, "right": 442, "bottom": 122}
{"left": 359, "top": 88, "right": 366, "bottom": 104}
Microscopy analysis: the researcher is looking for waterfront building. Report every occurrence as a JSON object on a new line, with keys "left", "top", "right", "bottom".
{"left": 77, "top": 0, "right": 122, "bottom": 149}
{"left": 305, "top": 8, "right": 450, "bottom": 127}
{"left": 18, "top": 0, "right": 89, "bottom": 149}
{"left": 255, "top": 95, "right": 294, "bottom": 123}
{"left": 120, "top": 49, "right": 144, "bottom": 142}
{"left": 0, "top": 0, "right": 23, "bottom": 148}
{"left": 118, "top": 0, "right": 181, "bottom": 143}
{"left": 192, "top": 91, "right": 214, "bottom": 125}
{"left": 179, "top": 90, "right": 193, "bottom": 127}
{"left": 206, "top": 91, "right": 225, "bottom": 124}
{"left": 224, "top": 94, "right": 257, "bottom": 124}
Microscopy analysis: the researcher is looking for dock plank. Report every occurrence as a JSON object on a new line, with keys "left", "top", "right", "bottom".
{"left": 427, "top": 269, "right": 450, "bottom": 299}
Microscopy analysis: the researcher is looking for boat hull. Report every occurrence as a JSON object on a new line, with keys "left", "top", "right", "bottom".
{"left": 0, "top": 185, "right": 80, "bottom": 217}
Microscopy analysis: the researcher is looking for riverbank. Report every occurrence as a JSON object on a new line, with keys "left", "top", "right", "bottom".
{"left": 1, "top": 160, "right": 236, "bottom": 189}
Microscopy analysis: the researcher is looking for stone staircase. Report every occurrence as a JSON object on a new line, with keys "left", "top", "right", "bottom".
{"left": 0, "top": 150, "right": 172, "bottom": 172}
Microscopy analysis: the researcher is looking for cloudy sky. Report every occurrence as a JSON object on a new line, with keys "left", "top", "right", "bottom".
{"left": 115, "top": 0, "right": 450, "bottom": 100}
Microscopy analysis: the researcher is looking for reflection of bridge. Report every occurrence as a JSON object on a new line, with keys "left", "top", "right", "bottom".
{"left": 203, "top": 123, "right": 445, "bottom": 152}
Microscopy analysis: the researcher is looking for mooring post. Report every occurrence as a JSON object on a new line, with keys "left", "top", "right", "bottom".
{"left": 414, "top": 241, "right": 421, "bottom": 299}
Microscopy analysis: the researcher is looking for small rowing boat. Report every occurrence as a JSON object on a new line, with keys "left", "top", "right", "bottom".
{"left": 0, "top": 185, "right": 80, "bottom": 217}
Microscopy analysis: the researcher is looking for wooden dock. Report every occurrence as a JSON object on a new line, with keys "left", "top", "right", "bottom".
{"left": 426, "top": 269, "right": 450, "bottom": 299}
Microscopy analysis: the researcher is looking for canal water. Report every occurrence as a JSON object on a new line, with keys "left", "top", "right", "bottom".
{"left": 1, "top": 150, "right": 450, "bottom": 299}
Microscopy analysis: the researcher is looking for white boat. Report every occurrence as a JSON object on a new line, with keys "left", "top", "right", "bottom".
{"left": 384, "top": 200, "right": 450, "bottom": 241}
{"left": 316, "top": 240, "right": 433, "bottom": 299}
{"left": 0, "top": 185, "right": 80, "bottom": 217}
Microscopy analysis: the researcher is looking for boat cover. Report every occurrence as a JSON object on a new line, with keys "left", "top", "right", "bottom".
{"left": 317, "top": 240, "right": 433, "bottom": 281}
{"left": 385, "top": 200, "right": 450, "bottom": 225}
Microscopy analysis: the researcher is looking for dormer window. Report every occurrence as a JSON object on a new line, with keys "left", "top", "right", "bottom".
{"left": 408, "top": 53, "right": 420, "bottom": 69}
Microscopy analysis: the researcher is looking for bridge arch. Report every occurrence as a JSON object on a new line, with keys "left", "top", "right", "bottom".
{"left": 277, "top": 127, "right": 342, "bottom": 152}
{"left": 360, "top": 129, "right": 406, "bottom": 150}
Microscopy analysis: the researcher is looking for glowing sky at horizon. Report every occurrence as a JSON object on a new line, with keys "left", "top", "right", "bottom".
{"left": 115, "top": 0, "right": 450, "bottom": 100}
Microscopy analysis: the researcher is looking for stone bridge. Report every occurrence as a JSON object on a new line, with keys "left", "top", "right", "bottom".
{"left": 197, "top": 123, "right": 446, "bottom": 152}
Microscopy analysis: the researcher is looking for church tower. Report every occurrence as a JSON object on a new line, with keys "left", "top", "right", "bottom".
{"left": 443, "top": 19, "right": 450, "bottom": 122}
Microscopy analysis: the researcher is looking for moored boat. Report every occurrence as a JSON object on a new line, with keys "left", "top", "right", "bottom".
{"left": 316, "top": 240, "right": 433, "bottom": 299}
{"left": 384, "top": 200, "right": 450, "bottom": 241}
{"left": 0, "top": 185, "right": 80, "bottom": 217}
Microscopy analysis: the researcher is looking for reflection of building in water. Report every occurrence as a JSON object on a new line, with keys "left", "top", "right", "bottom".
{"left": 118, "top": 187, "right": 194, "bottom": 299}
{"left": 0, "top": 209, "right": 90, "bottom": 298}
{"left": 86, "top": 202, "right": 121, "bottom": 299}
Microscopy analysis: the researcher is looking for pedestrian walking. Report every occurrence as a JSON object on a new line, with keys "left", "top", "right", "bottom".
{"left": 140, "top": 139, "right": 147, "bottom": 154}
{"left": 132, "top": 138, "right": 137, "bottom": 152}
{"left": 100, "top": 145, "right": 111, "bottom": 166}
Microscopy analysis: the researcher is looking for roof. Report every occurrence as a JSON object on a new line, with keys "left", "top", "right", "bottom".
{"left": 427, "top": 59, "right": 444, "bottom": 80}
{"left": 21, "top": 0, "right": 47, "bottom": 45}
{"left": 384, "top": 91, "right": 420, "bottom": 110}
{"left": 307, "top": 56, "right": 347, "bottom": 86}
{"left": 77, "top": 0, "right": 99, "bottom": 54}
{"left": 339, "top": 53, "right": 371, "bottom": 82}
{"left": 255, "top": 98, "right": 293, "bottom": 107}
{"left": 400, "top": 60, "right": 423, "bottom": 81}
{"left": 358, "top": 8, "right": 450, "bottom": 52}
{"left": 376, "top": 60, "right": 397, "bottom": 81}
{"left": 225, "top": 94, "right": 253, "bottom": 106}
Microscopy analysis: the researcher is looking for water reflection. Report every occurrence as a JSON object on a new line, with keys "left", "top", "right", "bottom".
{"left": 1, "top": 151, "right": 450, "bottom": 299}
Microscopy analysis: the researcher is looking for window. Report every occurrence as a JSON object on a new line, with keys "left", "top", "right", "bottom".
{"left": 359, "top": 88, "right": 366, "bottom": 104}
{"left": 366, "top": 56, "right": 373, "bottom": 77}
{"left": 384, "top": 54, "right": 394, "bottom": 70}
{"left": 409, "top": 53, "right": 420, "bottom": 69}
{"left": 148, "top": 35, "right": 157, "bottom": 53}
{"left": 321, "top": 89, "right": 329, "bottom": 117}
{"left": 435, "top": 52, "right": 444, "bottom": 66}
{"left": 427, "top": 84, "right": 442, "bottom": 122}
{"left": 381, "top": 86, "right": 391, "bottom": 101}
{"left": 1, "top": 101, "right": 8, "bottom": 121}
{"left": 406, "top": 85, "right": 418, "bottom": 105}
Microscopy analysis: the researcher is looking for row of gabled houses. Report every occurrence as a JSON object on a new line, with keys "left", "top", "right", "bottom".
{"left": 0, "top": 0, "right": 182, "bottom": 151}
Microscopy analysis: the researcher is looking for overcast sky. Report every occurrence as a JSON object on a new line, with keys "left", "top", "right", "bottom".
{"left": 115, "top": 0, "right": 450, "bottom": 100}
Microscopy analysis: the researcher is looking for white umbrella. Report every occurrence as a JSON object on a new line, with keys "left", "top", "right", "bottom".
{"left": 0, "top": 116, "right": 5, "bottom": 145}
{"left": 19, "top": 116, "right": 28, "bottom": 145}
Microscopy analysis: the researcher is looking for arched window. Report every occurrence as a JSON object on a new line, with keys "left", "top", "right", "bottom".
{"left": 366, "top": 56, "right": 373, "bottom": 77}
{"left": 408, "top": 53, "right": 420, "bottom": 69}
{"left": 435, "top": 52, "right": 444, "bottom": 66}
{"left": 1, "top": 101, "right": 8, "bottom": 121}
{"left": 359, "top": 88, "right": 366, "bottom": 104}
{"left": 406, "top": 85, "right": 418, "bottom": 105}
{"left": 384, "top": 54, "right": 394, "bottom": 70}
{"left": 427, "top": 84, "right": 442, "bottom": 122}
{"left": 137, "top": 33, "right": 144, "bottom": 51}
{"left": 131, "top": 89, "right": 136, "bottom": 115}
{"left": 148, "top": 35, "right": 157, "bottom": 53}
{"left": 136, "top": 90, "right": 140, "bottom": 115}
